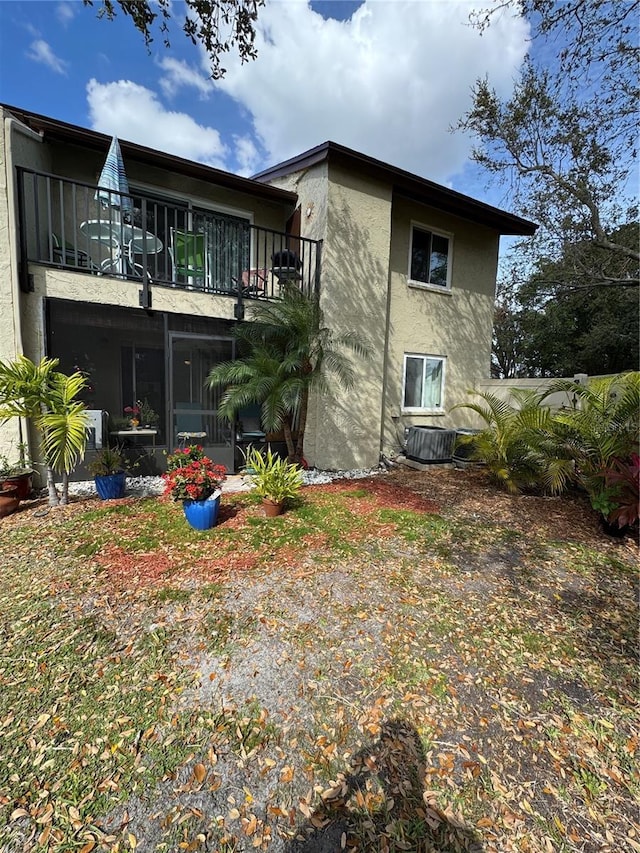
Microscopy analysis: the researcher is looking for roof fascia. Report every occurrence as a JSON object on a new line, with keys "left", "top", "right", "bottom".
{"left": 255, "top": 140, "right": 536, "bottom": 236}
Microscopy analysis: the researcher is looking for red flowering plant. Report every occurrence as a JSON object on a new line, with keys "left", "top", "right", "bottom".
{"left": 124, "top": 401, "right": 141, "bottom": 417}
{"left": 165, "top": 444, "right": 206, "bottom": 472}
{"left": 163, "top": 447, "right": 226, "bottom": 502}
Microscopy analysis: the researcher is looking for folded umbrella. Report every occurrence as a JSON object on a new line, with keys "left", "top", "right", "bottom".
{"left": 95, "top": 135, "right": 133, "bottom": 219}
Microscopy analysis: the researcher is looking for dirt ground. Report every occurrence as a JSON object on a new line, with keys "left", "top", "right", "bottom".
{"left": 1, "top": 466, "right": 638, "bottom": 853}
{"left": 386, "top": 464, "right": 628, "bottom": 548}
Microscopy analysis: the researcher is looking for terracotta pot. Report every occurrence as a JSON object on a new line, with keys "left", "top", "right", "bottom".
{"left": 263, "top": 498, "right": 284, "bottom": 517}
{"left": 1, "top": 470, "right": 34, "bottom": 500}
{"left": 0, "top": 486, "right": 20, "bottom": 519}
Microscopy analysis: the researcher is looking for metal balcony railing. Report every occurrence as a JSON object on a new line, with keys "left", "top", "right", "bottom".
{"left": 16, "top": 168, "right": 322, "bottom": 310}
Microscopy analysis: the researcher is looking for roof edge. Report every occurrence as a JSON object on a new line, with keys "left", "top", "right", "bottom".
{"left": 1, "top": 103, "right": 298, "bottom": 206}
{"left": 254, "top": 140, "right": 536, "bottom": 236}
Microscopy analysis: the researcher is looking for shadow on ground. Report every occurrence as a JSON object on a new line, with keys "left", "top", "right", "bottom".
{"left": 285, "top": 719, "right": 483, "bottom": 852}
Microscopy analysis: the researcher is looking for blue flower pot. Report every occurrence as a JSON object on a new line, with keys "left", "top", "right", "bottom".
{"left": 94, "top": 472, "right": 126, "bottom": 500}
{"left": 183, "top": 492, "right": 221, "bottom": 530}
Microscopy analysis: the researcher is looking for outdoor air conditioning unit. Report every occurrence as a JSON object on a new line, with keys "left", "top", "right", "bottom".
{"left": 405, "top": 426, "right": 455, "bottom": 464}
{"left": 85, "top": 409, "right": 106, "bottom": 450}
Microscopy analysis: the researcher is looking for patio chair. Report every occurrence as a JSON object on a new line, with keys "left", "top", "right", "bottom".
{"left": 169, "top": 228, "right": 207, "bottom": 288}
{"left": 237, "top": 268, "right": 269, "bottom": 298}
{"left": 51, "top": 233, "right": 95, "bottom": 270}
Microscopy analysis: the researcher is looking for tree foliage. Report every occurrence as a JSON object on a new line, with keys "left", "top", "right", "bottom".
{"left": 84, "top": 0, "right": 264, "bottom": 79}
{"left": 460, "top": 0, "right": 639, "bottom": 283}
{"left": 492, "top": 222, "right": 640, "bottom": 377}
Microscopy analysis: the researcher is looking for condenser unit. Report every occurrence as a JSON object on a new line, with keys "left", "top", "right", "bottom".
{"left": 85, "top": 409, "right": 106, "bottom": 450}
{"left": 405, "top": 426, "right": 455, "bottom": 464}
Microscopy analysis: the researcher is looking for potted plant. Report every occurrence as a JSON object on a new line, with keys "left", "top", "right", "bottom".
{"left": 87, "top": 445, "right": 127, "bottom": 500}
{"left": 0, "top": 446, "right": 34, "bottom": 500}
{"left": 124, "top": 401, "right": 141, "bottom": 429}
{"left": 0, "top": 481, "right": 20, "bottom": 518}
{"left": 244, "top": 446, "right": 303, "bottom": 516}
{"left": 0, "top": 356, "right": 88, "bottom": 507}
{"left": 163, "top": 447, "right": 227, "bottom": 530}
{"left": 139, "top": 399, "right": 159, "bottom": 429}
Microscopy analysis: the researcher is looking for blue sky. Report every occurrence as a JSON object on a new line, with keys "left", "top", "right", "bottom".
{"left": 0, "top": 0, "right": 531, "bottom": 211}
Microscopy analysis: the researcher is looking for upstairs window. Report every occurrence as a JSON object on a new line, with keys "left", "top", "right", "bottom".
{"left": 409, "top": 225, "right": 451, "bottom": 289}
{"left": 403, "top": 354, "right": 445, "bottom": 411}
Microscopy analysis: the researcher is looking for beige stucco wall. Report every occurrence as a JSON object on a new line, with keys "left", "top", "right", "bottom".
{"left": 270, "top": 163, "right": 391, "bottom": 470}
{"left": 261, "top": 163, "right": 332, "bottom": 467}
{"left": 381, "top": 197, "right": 501, "bottom": 455}
{"left": 266, "top": 165, "right": 502, "bottom": 468}
{"left": 0, "top": 110, "right": 52, "bottom": 461}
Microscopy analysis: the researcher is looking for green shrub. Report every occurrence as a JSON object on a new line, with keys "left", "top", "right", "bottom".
{"left": 244, "top": 446, "right": 303, "bottom": 504}
{"left": 86, "top": 446, "right": 126, "bottom": 477}
{"left": 452, "top": 388, "right": 573, "bottom": 494}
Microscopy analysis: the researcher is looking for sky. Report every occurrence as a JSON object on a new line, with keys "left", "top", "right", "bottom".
{"left": 0, "top": 0, "right": 532, "bottom": 212}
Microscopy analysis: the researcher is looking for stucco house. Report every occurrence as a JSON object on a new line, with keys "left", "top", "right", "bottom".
{"left": 0, "top": 104, "right": 535, "bottom": 479}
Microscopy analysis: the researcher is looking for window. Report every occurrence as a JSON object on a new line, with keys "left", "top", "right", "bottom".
{"left": 403, "top": 354, "right": 445, "bottom": 411}
{"left": 409, "top": 225, "right": 451, "bottom": 288}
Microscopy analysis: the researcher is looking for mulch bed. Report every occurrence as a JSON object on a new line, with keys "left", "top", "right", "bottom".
{"left": 386, "top": 464, "right": 637, "bottom": 551}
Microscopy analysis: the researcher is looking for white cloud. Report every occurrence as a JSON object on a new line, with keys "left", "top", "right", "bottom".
{"left": 86, "top": 79, "right": 228, "bottom": 168}
{"left": 159, "top": 0, "right": 529, "bottom": 182}
{"left": 233, "top": 135, "right": 261, "bottom": 176}
{"left": 26, "top": 39, "right": 68, "bottom": 75}
{"left": 56, "top": 2, "right": 75, "bottom": 26}
{"left": 225, "top": 0, "right": 529, "bottom": 180}
{"left": 158, "top": 57, "right": 213, "bottom": 100}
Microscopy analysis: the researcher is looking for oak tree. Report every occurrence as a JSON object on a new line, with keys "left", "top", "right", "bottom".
{"left": 84, "top": 0, "right": 264, "bottom": 79}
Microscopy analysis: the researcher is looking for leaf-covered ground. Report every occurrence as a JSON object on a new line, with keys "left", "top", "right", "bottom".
{"left": 0, "top": 468, "right": 637, "bottom": 853}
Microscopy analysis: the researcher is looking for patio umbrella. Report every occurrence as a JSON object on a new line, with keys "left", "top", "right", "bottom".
{"left": 95, "top": 135, "right": 133, "bottom": 220}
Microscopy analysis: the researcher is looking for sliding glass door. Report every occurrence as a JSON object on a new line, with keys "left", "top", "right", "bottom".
{"left": 169, "top": 333, "right": 235, "bottom": 471}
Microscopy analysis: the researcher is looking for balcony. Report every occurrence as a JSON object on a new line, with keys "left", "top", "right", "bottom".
{"left": 16, "top": 168, "right": 322, "bottom": 311}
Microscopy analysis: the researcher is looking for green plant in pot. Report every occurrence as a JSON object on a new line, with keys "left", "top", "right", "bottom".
{"left": 0, "top": 355, "right": 88, "bottom": 506}
{"left": 245, "top": 446, "right": 303, "bottom": 516}
{"left": 139, "top": 399, "right": 159, "bottom": 429}
{"left": 86, "top": 445, "right": 127, "bottom": 500}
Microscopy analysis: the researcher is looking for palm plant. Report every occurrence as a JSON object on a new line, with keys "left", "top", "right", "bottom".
{"left": 452, "top": 387, "right": 574, "bottom": 494}
{"left": 0, "top": 356, "right": 88, "bottom": 506}
{"left": 541, "top": 372, "right": 640, "bottom": 513}
{"left": 207, "top": 284, "right": 370, "bottom": 463}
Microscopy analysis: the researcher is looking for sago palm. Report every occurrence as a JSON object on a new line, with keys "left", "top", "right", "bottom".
{"left": 208, "top": 284, "right": 369, "bottom": 463}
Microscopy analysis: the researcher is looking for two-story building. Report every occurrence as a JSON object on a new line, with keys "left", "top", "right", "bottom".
{"left": 0, "top": 104, "right": 535, "bottom": 478}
